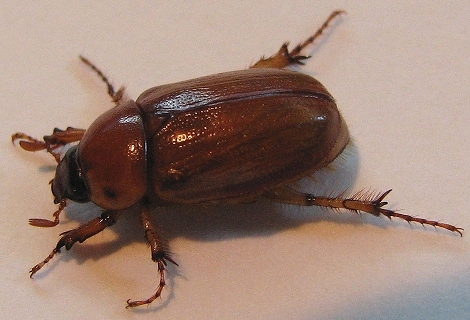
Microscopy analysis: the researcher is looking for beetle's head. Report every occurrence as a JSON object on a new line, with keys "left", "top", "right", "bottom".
{"left": 51, "top": 145, "right": 90, "bottom": 204}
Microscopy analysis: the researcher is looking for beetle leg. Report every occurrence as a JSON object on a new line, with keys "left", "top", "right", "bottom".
{"left": 12, "top": 127, "right": 86, "bottom": 163}
{"left": 43, "top": 127, "right": 86, "bottom": 145}
{"left": 251, "top": 10, "right": 345, "bottom": 69}
{"left": 264, "top": 185, "right": 463, "bottom": 236}
{"left": 29, "top": 210, "right": 121, "bottom": 278}
{"left": 79, "top": 55, "right": 126, "bottom": 106}
{"left": 126, "top": 204, "right": 178, "bottom": 308}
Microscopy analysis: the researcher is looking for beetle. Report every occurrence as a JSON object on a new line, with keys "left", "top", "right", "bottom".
{"left": 12, "top": 11, "right": 462, "bottom": 308}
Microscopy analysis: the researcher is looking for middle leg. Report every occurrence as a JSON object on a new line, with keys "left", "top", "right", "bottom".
{"left": 126, "top": 204, "right": 178, "bottom": 308}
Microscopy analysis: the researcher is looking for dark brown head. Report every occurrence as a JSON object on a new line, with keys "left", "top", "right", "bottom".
{"left": 51, "top": 145, "right": 89, "bottom": 204}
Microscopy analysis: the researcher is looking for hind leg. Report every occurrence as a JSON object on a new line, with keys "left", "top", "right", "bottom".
{"left": 251, "top": 10, "right": 345, "bottom": 69}
{"left": 264, "top": 185, "right": 463, "bottom": 235}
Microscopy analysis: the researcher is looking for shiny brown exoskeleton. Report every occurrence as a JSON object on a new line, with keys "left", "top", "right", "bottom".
{"left": 12, "top": 11, "right": 463, "bottom": 308}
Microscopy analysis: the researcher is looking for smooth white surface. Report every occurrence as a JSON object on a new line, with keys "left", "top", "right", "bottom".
{"left": 1, "top": 1, "right": 469, "bottom": 319}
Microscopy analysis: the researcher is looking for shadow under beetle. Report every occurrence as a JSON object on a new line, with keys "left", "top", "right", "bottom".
{"left": 12, "top": 11, "right": 463, "bottom": 308}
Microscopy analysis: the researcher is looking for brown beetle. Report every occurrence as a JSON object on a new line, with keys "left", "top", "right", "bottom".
{"left": 12, "top": 11, "right": 462, "bottom": 308}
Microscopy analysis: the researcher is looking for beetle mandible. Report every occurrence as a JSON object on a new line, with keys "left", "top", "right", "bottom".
{"left": 12, "top": 10, "right": 463, "bottom": 308}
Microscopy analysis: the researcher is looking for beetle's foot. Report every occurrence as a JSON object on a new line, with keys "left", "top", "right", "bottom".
{"left": 79, "top": 55, "right": 126, "bottom": 105}
{"left": 126, "top": 255, "right": 178, "bottom": 308}
{"left": 372, "top": 193, "right": 464, "bottom": 236}
{"left": 30, "top": 248, "right": 59, "bottom": 278}
{"left": 127, "top": 205, "right": 179, "bottom": 307}
{"left": 264, "top": 186, "right": 463, "bottom": 236}
{"left": 29, "top": 211, "right": 121, "bottom": 278}
{"left": 289, "top": 10, "right": 346, "bottom": 58}
{"left": 344, "top": 189, "right": 463, "bottom": 236}
{"left": 251, "top": 10, "right": 345, "bottom": 69}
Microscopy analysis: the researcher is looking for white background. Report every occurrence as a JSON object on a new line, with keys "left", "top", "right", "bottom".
{"left": 1, "top": 1, "right": 469, "bottom": 319}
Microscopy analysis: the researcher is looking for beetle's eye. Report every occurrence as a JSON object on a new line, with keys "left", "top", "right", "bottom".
{"left": 51, "top": 146, "right": 90, "bottom": 203}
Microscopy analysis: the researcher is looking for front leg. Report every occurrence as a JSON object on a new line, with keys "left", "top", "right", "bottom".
{"left": 126, "top": 204, "right": 178, "bottom": 308}
{"left": 29, "top": 210, "right": 121, "bottom": 277}
{"left": 12, "top": 127, "right": 86, "bottom": 163}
